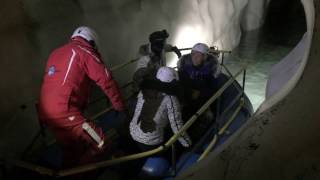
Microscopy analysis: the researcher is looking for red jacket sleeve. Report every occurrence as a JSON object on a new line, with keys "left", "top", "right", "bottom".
{"left": 82, "top": 49, "right": 125, "bottom": 111}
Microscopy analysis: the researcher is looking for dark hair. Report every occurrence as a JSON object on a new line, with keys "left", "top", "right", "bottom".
{"left": 149, "top": 29, "right": 169, "bottom": 43}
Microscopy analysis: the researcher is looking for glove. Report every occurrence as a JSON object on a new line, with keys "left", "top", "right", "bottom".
{"left": 171, "top": 46, "right": 182, "bottom": 58}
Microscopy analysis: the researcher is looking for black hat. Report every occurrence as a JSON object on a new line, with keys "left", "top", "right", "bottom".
{"left": 149, "top": 29, "right": 169, "bottom": 43}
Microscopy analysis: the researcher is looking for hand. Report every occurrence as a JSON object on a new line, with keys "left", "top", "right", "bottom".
{"left": 172, "top": 46, "right": 182, "bottom": 58}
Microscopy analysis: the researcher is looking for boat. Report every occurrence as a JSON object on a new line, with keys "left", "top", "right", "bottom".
{"left": 3, "top": 49, "right": 253, "bottom": 180}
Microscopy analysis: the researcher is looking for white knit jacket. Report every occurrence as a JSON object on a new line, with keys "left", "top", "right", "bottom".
{"left": 130, "top": 91, "right": 192, "bottom": 147}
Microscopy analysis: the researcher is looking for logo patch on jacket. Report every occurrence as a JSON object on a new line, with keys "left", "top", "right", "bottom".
{"left": 48, "top": 65, "right": 56, "bottom": 76}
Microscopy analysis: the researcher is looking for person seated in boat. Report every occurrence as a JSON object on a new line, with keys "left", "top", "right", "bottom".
{"left": 177, "top": 43, "right": 220, "bottom": 141}
{"left": 130, "top": 67, "right": 192, "bottom": 153}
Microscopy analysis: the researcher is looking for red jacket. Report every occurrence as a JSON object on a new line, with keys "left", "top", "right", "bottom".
{"left": 39, "top": 37, "right": 125, "bottom": 123}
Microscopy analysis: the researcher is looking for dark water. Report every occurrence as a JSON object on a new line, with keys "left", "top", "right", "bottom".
{"left": 224, "top": 0, "right": 306, "bottom": 110}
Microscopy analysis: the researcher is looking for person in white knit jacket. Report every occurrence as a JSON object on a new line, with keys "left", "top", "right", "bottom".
{"left": 130, "top": 67, "right": 192, "bottom": 152}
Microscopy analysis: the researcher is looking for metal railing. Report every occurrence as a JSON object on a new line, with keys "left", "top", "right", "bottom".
{"left": 198, "top": 101, "right": 243, "bottom": 161}
{"left": 90, "top": 91, "right": 135, "bottom": 120}
{"left": 88, "top": 81, "right": 133, "bottom": 105}
{"left": 195, "top": 52, "right": 248, "bottom": 161}
{"left": 179, "top": 47, "right": 231, "bottom": 54}
{"left": 87, "top": 47, "right": 231, "bottom": 106}
{"left": 175, "top": 64, "right": 247, "bottom": 170}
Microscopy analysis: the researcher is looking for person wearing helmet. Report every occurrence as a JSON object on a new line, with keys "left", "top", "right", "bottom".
{"left": 38, "top": 26, "right": 125, "bottom": 167}
{"left": 177, "top": 43, "right": 220, "bottom": 142}
{"left": 130, "top": 67, "right": 192, "bottom": 152}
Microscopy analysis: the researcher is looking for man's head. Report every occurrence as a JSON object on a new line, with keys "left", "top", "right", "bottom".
{"left": 71, "top": 26, "right": 98, "bottom": 49}
{"left": 156, "top": 66, "right": 179, "bottom": 83}
{"left": 191, "top": 43, "right": 209, "bottom": 66}
{"left": 149, "top": 30, "right": 169, "bottom": 56}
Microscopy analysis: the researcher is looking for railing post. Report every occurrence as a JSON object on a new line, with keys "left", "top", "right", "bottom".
{"left": 216, "top": 52, "right": 224, "bottom": 129}
{"left": 242, "top": 69, "right": 246, "bottom": 97}
{"left": 221, "top": 52, "right": 225, "bottom": 66}
{"left": 215, "top": 98, "right": 221, "bottom": 129}
{"left": 171, "top": 143, "right": 177, "bottom": 177}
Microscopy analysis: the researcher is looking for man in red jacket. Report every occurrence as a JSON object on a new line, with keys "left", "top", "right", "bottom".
{"left": 38, "top": 26, "right": 125, "bottom": 167}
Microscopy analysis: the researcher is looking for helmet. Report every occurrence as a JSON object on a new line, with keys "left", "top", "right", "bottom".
{"left": 71, "top": 26, "right": 98, "bottom": 46}
{"left": 192, "top": 43, "right": 209, "bottom": 54}
{"left": 156, "top": 67, "right": 179, "bottom": 83}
